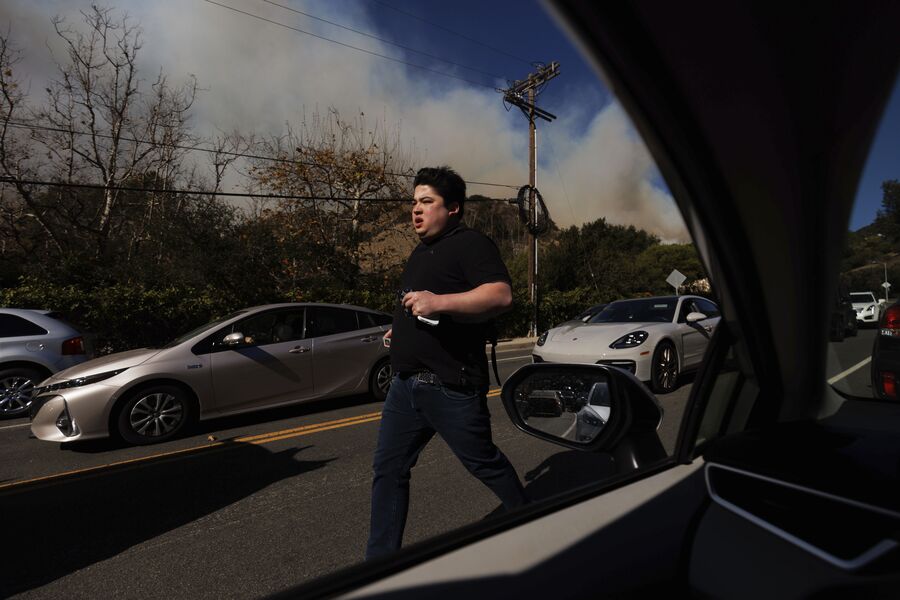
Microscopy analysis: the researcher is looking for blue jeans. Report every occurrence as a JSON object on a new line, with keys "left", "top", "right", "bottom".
{"left": 366, "top": 374, "right": 527, "bottom": 559}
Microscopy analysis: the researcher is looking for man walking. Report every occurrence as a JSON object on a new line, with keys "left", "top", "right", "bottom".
{"left": 366, "top": 166, "right": 527, "bottom": 559}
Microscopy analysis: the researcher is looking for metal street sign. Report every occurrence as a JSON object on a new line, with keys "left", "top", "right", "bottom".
{"left": 666, "top": 269, "right": 687, "bottom": 294}
{"left": 883, "top": 282, "right": 891, "bottom": 289}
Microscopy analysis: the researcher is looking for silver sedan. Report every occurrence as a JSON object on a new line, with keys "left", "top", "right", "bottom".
{"left": 30, "top": 303, "right": 391, "bottom": 445}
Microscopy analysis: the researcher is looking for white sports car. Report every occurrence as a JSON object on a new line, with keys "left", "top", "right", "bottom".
{"left": 850, "top": 291, "right": 883, "bottom": 325}
{"left": 532, "top": 295, "right": 721, "bottom": 393}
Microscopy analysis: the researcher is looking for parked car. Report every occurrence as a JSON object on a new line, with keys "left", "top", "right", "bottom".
{"left": 0, "top": 309, "right": 93, "bottom": 418}
{"left": 284, "top": 3, "right": 900, "bottom": 599}
{"left": 850, "top": 291, "right": 884, "bottom": 326}
{"left": 830, "top": 286, "right": 858, "bottom": 341}
{"left": 29, "top": 303, "right": 391, "bottom": 444}
{"left": 870, "top": 300, "right": 900, "bottom": 400}
{"left": 533, "top": 296, "right": 720, "bottom": 393}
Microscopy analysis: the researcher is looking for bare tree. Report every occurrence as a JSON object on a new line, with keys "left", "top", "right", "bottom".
{"left": 249, "top": 107, "right": 414, "bottom": 290}
{"left": 26, "top": 6, "right": 198, "bottom": 260}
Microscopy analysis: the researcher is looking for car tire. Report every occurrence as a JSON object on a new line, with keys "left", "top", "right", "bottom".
{"left": 0, "top": 366, "right": 44, "bottom": 419}
{"left": 650, "top": 341, "right": 679, "bottom": 394}
{"left": 116, "top": 384, "right": 194, "bottom": 445}
{"left": 369, "top": 358, "right": 392, "bottom": 402}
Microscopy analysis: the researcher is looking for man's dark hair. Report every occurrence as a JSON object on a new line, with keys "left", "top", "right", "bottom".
{"left": 414, "top": 166, "right": 466, "bottom": 216}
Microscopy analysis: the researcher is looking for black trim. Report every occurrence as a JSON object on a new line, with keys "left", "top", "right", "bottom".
{"left": 674, "top": 322, "right": 730, "bottom": 463}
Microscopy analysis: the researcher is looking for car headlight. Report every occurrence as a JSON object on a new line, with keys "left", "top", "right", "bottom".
{"left": 609, "top": 331, "right": 648, "bottom": 349}
{"left": 35, "top": 368, "right": 128, "bottom": 394}
{"left": 536, "top": 331, "right": 549, "bottom": 346}
{"left": 866, "top": 305, "right": 875, "bottom": 313}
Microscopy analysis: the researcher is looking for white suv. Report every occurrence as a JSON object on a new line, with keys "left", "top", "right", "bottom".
{"left": 849, "top": 291, "right": 884, "bottom": 325}
{"left": 0, "top": 309, "right": 93, "bottom": 417}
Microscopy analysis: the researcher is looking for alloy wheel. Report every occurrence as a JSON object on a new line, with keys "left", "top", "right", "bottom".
{"left": 0, "top": 376, "right": 35, "bottom": 416}
{"left": 655, "top": 345, "right": 678, "bottom": 392}
{"left": 129, "top": 392, "right": 184, "bottom": 437}
{"left": 376, "top": 362, "right": 392, "bottom": 396}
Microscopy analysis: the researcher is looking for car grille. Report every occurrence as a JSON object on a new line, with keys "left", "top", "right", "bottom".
{"left": 597, "top": 360, "right": 637, "bottom": 374}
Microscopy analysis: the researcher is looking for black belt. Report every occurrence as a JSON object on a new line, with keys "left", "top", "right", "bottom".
{"left": 413, "top": 371, "right": 438, "bottom": 385}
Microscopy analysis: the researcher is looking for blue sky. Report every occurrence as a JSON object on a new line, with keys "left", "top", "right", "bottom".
{"left": 368, "top": 0, "right": 899, "bottom": 232}
{"left": 4, "top": 0, "right": 897, "bottom": 234}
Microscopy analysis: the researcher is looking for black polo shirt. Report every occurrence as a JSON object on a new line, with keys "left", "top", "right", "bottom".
{"left": 391, "top": 222, "right": 510, "bottom": 388}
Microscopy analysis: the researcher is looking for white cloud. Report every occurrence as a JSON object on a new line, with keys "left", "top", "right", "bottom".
{"left": 1, "top": 0, "right": 688, "bottom": 242}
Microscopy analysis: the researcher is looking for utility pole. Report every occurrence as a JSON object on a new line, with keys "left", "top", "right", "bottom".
{"left": 501, "top": 61, "right": 559, "bottom": 336}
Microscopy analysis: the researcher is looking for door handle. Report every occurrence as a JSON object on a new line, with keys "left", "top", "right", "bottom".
{"left": 290, "top": 346, "right": 310, "bottom": 354}
{"left": 361, "top": 336, "right": 378, "bottom": 343}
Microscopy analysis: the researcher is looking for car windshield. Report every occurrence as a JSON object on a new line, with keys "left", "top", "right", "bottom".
{"left": 588, "top": 299, "right": 677, "bottom": 323}
{"left": 850, "top": 293, "right": 875, "bottom": 303}
{"left": 159, "top": 311, "right": 246, "bottom": 349}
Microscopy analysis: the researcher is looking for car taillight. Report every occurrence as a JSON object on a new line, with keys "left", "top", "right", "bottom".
{"left": 61, "top": 336, "right": 85, "bottom": 355}
{"left": 881, "top": 306, "right": 900, "bottom": 337}
{"left": 881, "top": 371, "right": 897, "bottom": 400}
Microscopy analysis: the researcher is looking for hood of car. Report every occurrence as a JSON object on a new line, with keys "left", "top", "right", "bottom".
{"left": 48, "top": 348, "right": 162, "bottom": 381}
{"left": 547, "top": 322, "right": 662, "bottom": 346}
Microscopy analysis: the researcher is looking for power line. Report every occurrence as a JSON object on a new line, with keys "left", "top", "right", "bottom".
{"left": 260, "top": 0, "right": 507, "bottom": 80}
{"left": 202, "top": 0, "right": 497, "bottom": 89}
{"left": 4, "top": 120, "right": 520, "bottom": 190}
{"left": 0, "top": 176, "right": 510, "bottom": 202}
{"left": 367, "top": 0, "right": 535, "bottom": 67}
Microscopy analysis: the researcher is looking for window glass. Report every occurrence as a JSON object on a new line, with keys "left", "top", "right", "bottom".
{"left": 831, "top": 76, "right": 900, "bottom": 401}
{"left": 589, "top": 298, "right": 679, "bottom": 324}
{"left": 272, "top": 309, "right": 306, "bottom": 342}
{"left": 358, "top": 311, "right": 392, "bottom": 328}
{"left": 0, "top": 314, "right": 48, "bottom": 337}
{"left": 696, "top": 299, "right": 720, "bottom": 318}
{"left": 0, "top": 2, "right": 730, "bottom": 595}
{"left": 231, "top": 312, "right": 279, "bottom": 346}
{"left": 306, "top": 307, "right": 359, "bottom": 338}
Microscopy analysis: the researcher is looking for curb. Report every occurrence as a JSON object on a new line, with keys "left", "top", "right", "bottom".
{"left": 494, "top": 338, "right": 536, "bottom": 351}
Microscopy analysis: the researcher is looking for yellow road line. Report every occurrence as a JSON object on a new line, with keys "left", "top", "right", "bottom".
{"left": 234, "top": 411, "right": 382, "bottom": 443}
{"left": 2, "top": 390, "right": 506, "bottom": 492}
{"left": 0, "top": 411, "right": 383, "bottom": 492}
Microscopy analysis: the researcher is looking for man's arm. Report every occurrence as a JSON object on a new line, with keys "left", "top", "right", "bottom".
{"left": 402, "top": 282, "right": 512, "bottom": 321}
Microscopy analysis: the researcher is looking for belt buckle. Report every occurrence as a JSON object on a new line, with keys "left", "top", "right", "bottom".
{"left": 416, "top": 371, "right": 437, "bottom": 385}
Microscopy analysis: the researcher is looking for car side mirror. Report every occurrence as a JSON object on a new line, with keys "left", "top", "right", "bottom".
{"left": 686, "top": 311, "right": 708, "bottom": 323}
{"left": 501, "top": 363, "right": 667, "bottom": 469}
{"left": 222, "top": 332, "right": 244, "bottom": 346}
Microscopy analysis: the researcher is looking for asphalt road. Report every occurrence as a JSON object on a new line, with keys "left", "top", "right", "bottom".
{"left": 0, "top": 333, "right": 873, "bottom": 599}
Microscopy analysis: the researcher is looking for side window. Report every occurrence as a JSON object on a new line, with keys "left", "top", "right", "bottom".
{"left": 696, "top": 299, "right": 720, "bottom": 318}
{"left": 371, "top": 312, "right": 392, "bottom": 326}
{"left": 306, "top": 307, "right": 359, "bottom": 338}
{"left": 273, "top": 309, "right": 306, "bottom": 343}
{"left": 677, "top": 300, "right": 697, "bottom": 323}
{"left": 231, "top": 312, "right": 278, "bottom": 346}
{"left": 357, "top": 312, "right": 376, "bottom": 329}
{"left": 0, "top": 314, "right": 49, "bottom": 337}
{"left": 358, "top": 311, "right": 392, "bottom": 328}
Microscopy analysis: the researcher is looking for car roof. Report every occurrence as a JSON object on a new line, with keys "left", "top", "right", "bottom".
{"left": 551, "top": 0, "right": 900, "bottom": 421}
{"left": 0, "top": 308, "right": 52, "bottom": 316}
{"left": 240, "top": 302, "right": 389, "bottom": 315}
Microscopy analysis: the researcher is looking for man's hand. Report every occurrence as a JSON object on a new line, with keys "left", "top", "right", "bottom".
{"left": 402, "top": 282, "right": 512, "bottom": 321}
{"left": 383, "top": 328, "right": 392, "bottom": 348}
{"left": 403, "top": 291, "right": 441, "bottom": 318}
